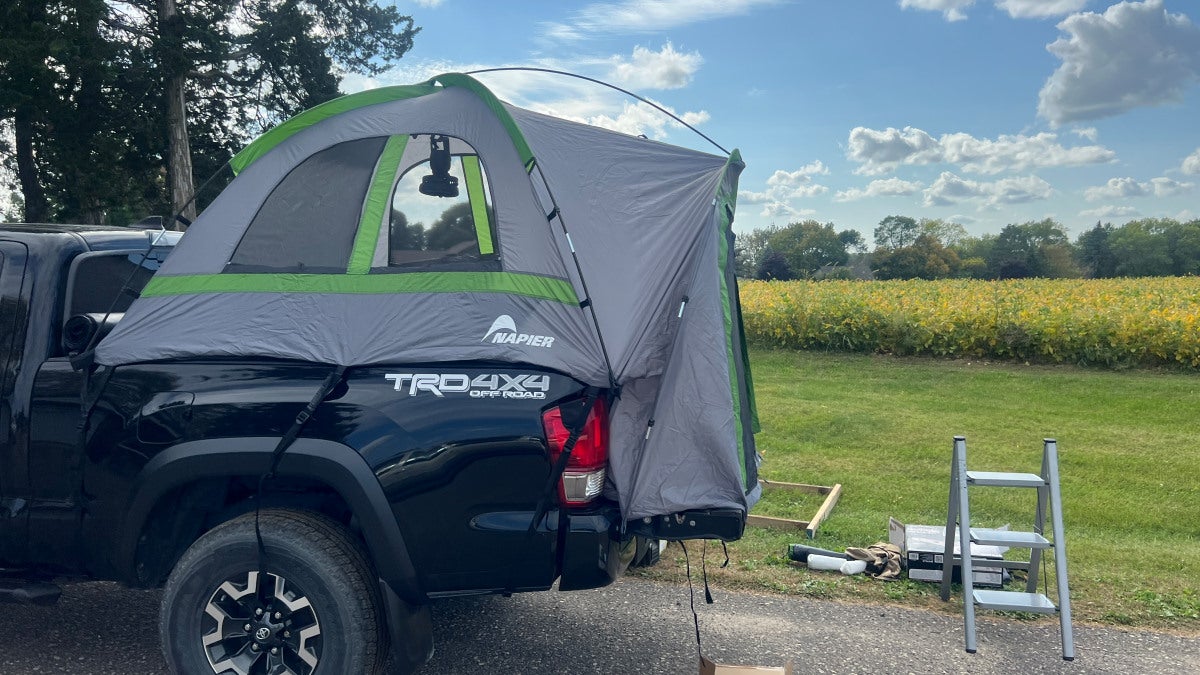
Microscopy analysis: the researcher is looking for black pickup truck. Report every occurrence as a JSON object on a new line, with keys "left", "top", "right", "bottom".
{"left": 0, "top": 224, "right": 667, "bottom": 674}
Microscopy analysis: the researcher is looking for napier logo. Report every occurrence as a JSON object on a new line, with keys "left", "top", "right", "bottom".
{"left": 483, "top": 314, "right": 555, "bottom": 348}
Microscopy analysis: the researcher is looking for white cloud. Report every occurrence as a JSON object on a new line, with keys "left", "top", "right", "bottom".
{"left": 923, "top": 171, "right": 1054, "bottom": 209}
{"left": 996, "top": 0, "right": 1087, "bottom": 19}
{"left": 900, "top": 0, "right": 975, "bottom": 22}
{"left": 1183, "top": 148, "right": 1200, "bottom": 174}
{"left": 1071, "top": 126, "right": 1098, "bottom": 141}
{"left": 738, "top": 190, "right": 771, "bottom": 204}
{"left": 761, "top": 163, "right": 830, "bottom": 199}
{"left": 846, "top": 126, "right": 940, "bottom": 175}
{"left": 1146, "top": 177, "right": 1192, "bottom": 197}
{"left": 1038, "top": 0, "right": 1200, "bottom": 125}
{"left": 608, "top": 43, "right": 703, "bottom": 90}
{"left": 1080, "top": 205, "right": 1141, "bottom": 219}
{"left": 1084, "top": 176, "right": 1194, "bottom": 200}
{"left": 585, "top": 100, "right": 711, "bottom": 139}
{"left": 543, "top": 0, "right": 779, "bottom": 41}
{"left": 412, "top": 0, "right": 445, "bottom": 7}
{"left": 739, "top": 163, "right": 829, "bottom": 217}
{"left": 348, "top": 59, "right": 712, "bottom": 142}
{"left": 900, "top": 0, "right": 1086, "bottom": 21}
{"left": 834, "top": 178, "right": 925, "bottom": 202}
{"left": 847, "top": 126, "right": 1114, "bottom": 175}
{"left": 1085, "top": 177, "right": 1146, "bottom": 200}
{"left": 949, "top": 214, "right": 978, "bottom": 225}
{"left": 760, "top": 202, "right": 815, "bottom": 219}
{"left": 940, "top": 131, "right": 1114, "bottom": 174}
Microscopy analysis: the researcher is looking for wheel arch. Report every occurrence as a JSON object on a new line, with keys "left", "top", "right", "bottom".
{"left": 117, "top": 437, "right": 424, "bottom": 603}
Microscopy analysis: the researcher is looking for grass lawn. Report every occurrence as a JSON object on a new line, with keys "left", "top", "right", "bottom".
{"left": 633, "top": 349, "right": 1200, "bottom": 632}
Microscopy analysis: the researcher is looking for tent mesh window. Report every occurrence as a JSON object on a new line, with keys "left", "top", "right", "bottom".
{"left": 228, "top": 136, "right": 389, "bottom": 273}
{"left": 382, "top": 134, "right": 499, "bottom": 273}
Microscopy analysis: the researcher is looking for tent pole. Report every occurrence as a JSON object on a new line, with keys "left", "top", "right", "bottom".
{"left": 529, "top": 161, "right": 619, "bottom": 391}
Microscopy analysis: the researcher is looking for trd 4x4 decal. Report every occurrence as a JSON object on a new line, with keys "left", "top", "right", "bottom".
{"left": 385, "top": 373, "right": 551, "bottom": 399}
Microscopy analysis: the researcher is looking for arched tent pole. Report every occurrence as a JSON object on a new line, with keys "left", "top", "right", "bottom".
{"left": 463, "top": 67, "right": 732, "bottom": 157}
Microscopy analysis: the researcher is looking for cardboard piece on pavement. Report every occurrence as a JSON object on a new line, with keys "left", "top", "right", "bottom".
{"left": 700, "top": 656, "right": 794, "bottom": 674}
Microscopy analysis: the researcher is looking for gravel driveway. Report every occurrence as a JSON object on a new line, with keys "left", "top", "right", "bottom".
{"left": 1, "top": 577, "right": 1196, "bottom": 674}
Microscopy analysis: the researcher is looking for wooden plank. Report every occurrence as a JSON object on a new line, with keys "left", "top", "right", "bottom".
{"left": 805, "top": 483, "right": 843, "bottom": 539}
{"left": 749, "top": 480, "right": 843, "bottom": 538}
{"left": 746, "top": 514, "right": 811, "bottom": 532}
{"left": 758, "top": 479, "right": 831, "bottom": 494}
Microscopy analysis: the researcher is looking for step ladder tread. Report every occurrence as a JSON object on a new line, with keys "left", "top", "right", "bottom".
{"left": 973, "top": 590, "right": 1058, "bottom": 613}
{"left": 966, "top": 470, "right": 1046, "bottom": 487}
{"left": 969, "top": 528, "right": 1052, "bottom": 548}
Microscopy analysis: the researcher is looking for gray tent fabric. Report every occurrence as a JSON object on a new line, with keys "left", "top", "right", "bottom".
{"left": 96, "top": 73, "right": 758, "bottom": 522}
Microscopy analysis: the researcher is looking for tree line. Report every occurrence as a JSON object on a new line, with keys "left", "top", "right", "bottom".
{"left": 1, "top": 0, "right": 418, "bottom": 226}
{"left": 737, "top": 215, "right": 1200, "bottom": 281}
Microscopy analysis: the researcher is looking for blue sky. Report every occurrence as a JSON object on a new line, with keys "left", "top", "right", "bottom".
{"left": 355, "top": 0, "right": 1200, "bottom": 242}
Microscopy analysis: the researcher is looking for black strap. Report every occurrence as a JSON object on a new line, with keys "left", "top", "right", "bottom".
{"left": 502, "top": 388, "right": 600, "bottom": 594}
{"left": 77, "top": 366, "right": 115, "bottom": 434}
{"left": 682, "top": 541, "right": 702, "bottom": 662}
{"left": 523, "top": 387, "right": 599, "bottom": 535}
{"left": 255, "top": 365, "right": 348, "bottom": 577}
{"left": 702, "top": 540, "right": 714, "bottom": 605}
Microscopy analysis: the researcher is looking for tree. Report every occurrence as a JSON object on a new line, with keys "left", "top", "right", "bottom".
{"left": 919, "top": 218, "right": 968, "bottom": 247}
{"left": 951, "top": 234, "right": 995, "bottom": 279}
{"left": 1109, "top": 219, "right": 1174, "bottom": 277}
{"left": 765, "top": 220, "right": 849, "bottom": 278}
{"left": 838, "top": 228, "right": 867, "bottom": 255}
{"left": 109, "top": 0, "right": 419, "bottom": 222}
{"left": 425, "top": 202, "right": 476, "bottom": 250}
{"left": 1, "top": 1, "right": 419, "bottom": 224}
{"left": 872, "top": 233, "right": 961, "bottom": 280}
{"left": 1075, "top": 222, "right": 1117, "bottom": 278}
{"left": 1163, "top": 218, "right": 1200, "bottom": 276}
{"left": 987, "top": 219, "right": 1073, "bottom": 278}
{"left": 389, "top": 209, "right": 425, "bottom": 251}
{"left": 0, "top": 0, "right": 57, "bottom": 221}
{"left": 873, "top": 215, "right": 919, "bottom": 250}
{"left": 756, "top": 250, "right": 794, "bottom": 281}
{"left": 735, "top": 224, "right": 779, "bottom": 278}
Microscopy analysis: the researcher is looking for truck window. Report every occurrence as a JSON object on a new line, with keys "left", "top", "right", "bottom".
{"left": 65, "top": 249, "right": 170, "bottom": 319}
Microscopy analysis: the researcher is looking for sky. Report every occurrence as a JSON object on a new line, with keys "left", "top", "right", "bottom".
{"left": 348, "top": 0, "right": 1200, "bottom": 243}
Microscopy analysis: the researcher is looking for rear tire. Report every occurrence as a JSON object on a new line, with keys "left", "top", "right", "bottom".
{"left": 160, "top": 509, "right": 386, "bottom": 675}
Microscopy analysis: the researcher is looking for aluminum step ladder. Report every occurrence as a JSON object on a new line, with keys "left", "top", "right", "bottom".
{"left": 939, "top": 436, "right": 1074, "bottom": 661}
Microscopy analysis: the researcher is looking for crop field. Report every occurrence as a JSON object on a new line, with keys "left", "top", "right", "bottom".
{"left": 739, "top": 277, "right": 1200, "bottom": 368}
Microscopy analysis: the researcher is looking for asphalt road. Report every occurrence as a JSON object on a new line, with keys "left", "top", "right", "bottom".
{"left": 1, "top": 577, "right": 1196, "bottom": 674}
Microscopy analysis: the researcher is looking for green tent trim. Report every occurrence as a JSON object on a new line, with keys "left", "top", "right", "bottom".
{"left": 230, "top": 85, "right": 435, "bottom": 175}
{"left": 348, "top": 135, "right": 409, "bottom": 274}
{"left": 715, "top": 149, "right": 755, "bottom": 488}
{"left": 142, "top": 272, "right": 579, "bottom": 304}
{"left": 424, "top": 73, "right": 536, "bottom": 171}
{"left": 461, "top": 155, "right": 494, "bottom": 255}
{"left": 230, "top": 73, "right": 537, "bottom": 177}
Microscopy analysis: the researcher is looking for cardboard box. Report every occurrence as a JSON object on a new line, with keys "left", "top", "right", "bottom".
{"left": 889, "top": 518, "right": 1007, "bottom": 588}
{"left": 700, "top": 656, "right": 794, "bottom": 674}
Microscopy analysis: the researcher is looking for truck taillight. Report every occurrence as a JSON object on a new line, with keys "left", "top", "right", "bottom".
{"left": 541, "top": 397, "right": 608, "bottom": 507}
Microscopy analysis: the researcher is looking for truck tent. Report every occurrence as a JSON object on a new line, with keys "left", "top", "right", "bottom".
{"left": 96, "top": 73, "right": 760, "bottom": 522}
